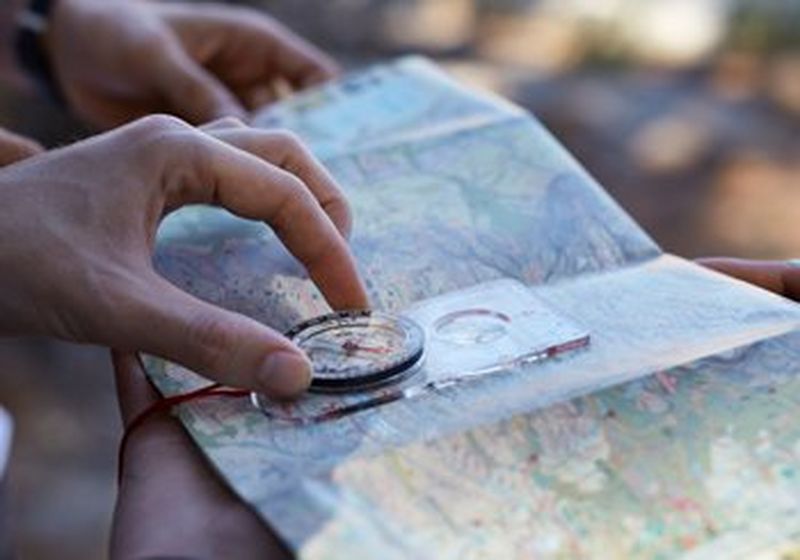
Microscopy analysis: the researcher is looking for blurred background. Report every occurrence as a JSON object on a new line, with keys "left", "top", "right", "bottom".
{"left": 1, "top": 0, "right": 798, "bottom": 557}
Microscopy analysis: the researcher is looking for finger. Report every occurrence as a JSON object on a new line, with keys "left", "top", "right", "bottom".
{"left": 697, "top": 258, "right": 791, "bottom": 296}
{"left": 160, "top": 131, "right": 369, "bottom": 310}
{"left": 114, "top": 274, "right": 312, "bottom": 398}
{"left": 241, "top": 84, "right": 276, "bottom": 111}
{"left": 238, "top": 79, "right": 292, "bottom": 112}
{"left": 112, "top": 350, "right": 161, "bottom": 427}
{"left": 267, "top": 31, "right": 339, "bottom": 89}
{"left": 154, "top": 39, "right": 247, "bottom": 124}
{"left": 239, "top": 13, "right": 339, "bottom": 88}
{"left": 110, "top": 345, "right": 291, "bottom": 557}
{"left": 204, "top": 128, "right": 353, "bottom": 236}
{"left": 0, "top": 129, "right": 44, "bottom": 166}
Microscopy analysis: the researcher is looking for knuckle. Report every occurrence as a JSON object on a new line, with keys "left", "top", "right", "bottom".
{"left": 268, "top": 130, "right": 318, "bottom": 176}
{"left": 123, "top": 115, "right": 200, "bottom": 165}
{"left": 273, "top": 177, "right": 315, "bottom": 224}
{"left": 270, "top": 130, "right": 305, "bottom": 154}
{"left": 130, "top": 114, "right": 192, "bottom": 137}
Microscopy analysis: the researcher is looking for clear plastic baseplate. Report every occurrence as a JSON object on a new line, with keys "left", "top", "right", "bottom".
{"left": 252, "top": 279, "right": 590, "bottom": 424}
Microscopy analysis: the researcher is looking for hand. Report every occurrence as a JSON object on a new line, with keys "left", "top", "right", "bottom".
{"left": 111, "top": 351, "right": 291, "bottom": 559}
{"left": 0, "top": 115, "right": 368, "bottom": 398}
{"left": 0, "top": 127, "right": 43, "bottom": 166}
{"left": 698, "top": 258, "right": 800, "bottom": 302}
{"left": 46, "top": 0, "right": 338, "bottom": 128}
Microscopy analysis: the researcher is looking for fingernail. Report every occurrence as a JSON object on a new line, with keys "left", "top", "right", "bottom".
{"left": 258, "top": 351, "right": 312, "bottom": 399}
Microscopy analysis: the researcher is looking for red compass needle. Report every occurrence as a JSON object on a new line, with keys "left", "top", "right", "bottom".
{"left": 342, "top": 340, "right": 391, "bottom": 355}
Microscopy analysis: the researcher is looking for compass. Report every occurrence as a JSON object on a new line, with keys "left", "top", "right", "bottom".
{"left": 286, "top": 310, "right": 425, "bottom": 393}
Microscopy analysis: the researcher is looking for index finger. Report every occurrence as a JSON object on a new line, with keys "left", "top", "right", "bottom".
{"left": 205, "top": 128, "right": 353, "bottom": 237}
{"left": 162, "top": 131, "right": 368, "bottom": 310}
{"left": 236, "top": 12, "right": 339, "bottom": 88}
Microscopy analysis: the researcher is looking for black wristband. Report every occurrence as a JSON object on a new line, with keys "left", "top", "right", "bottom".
{"left": 13, "top": 0, "right": 64, "bottom": 105}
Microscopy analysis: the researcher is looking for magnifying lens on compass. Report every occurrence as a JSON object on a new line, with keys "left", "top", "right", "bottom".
{"left": 286, "top": 310, "right": 425, "bottom": 393}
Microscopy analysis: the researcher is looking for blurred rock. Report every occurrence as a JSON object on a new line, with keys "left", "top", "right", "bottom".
{"left": 768, "top": 52, "right": 800, "bottom": 115}
{"left": 383, "top": 0, "right": 476, "bottom": 52}
{"left": 559, "top": 79, "right": 628, "bottom": 129}
{"left": 629, "top": 113, "right": 715, "bottom": 174}
{"left": 619, "top": 0, "right": 729, "bottom": 68}
{"left": 710, "top": 152, "right": 800, "bottom": 257}
{"left": 477, "top": 14, "right": 584, "bottom": 73}
{"left": 444, "top": 60, "right": 518, "bottom": 97}
{"left": 0, "top": 340, "right": 116, "bottom": 560}
{"left": 710, "top": 51, "right": 764, "bottom": 101}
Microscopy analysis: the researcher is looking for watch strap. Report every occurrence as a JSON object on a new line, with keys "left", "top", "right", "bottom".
{"left": 13, "top": 0, "right": 64, "bottom": 105}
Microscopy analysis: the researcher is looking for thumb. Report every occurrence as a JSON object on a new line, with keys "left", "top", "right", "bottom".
{"left": 154, "top": 43, "right": 246, "bottom": 124}
{"left": 117, "top": 274, "right": 311, "bottom": 400}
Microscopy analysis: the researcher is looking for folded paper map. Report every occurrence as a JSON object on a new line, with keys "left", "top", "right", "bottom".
{"left": 146, "top": 58, "right": 800, "bottom": 559}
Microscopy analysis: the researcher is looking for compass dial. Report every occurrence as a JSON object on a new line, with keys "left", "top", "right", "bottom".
{"left": 286, "top": 310, "right": 425, "bottom": 392}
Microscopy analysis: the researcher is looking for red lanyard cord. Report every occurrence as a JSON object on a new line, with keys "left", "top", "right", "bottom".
{"left": 117, "top": 375, "right": 249, "bottom": 484}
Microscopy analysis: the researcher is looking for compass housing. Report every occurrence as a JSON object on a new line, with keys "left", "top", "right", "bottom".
{"left": 286, "top": 310, "right": 425, "bottom": 393}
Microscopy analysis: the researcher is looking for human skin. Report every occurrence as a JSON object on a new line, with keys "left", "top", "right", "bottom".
{"left": 111, "top": 350, "right": 291, "bottom": 559}
{"left": 0, "top": 127, "right": 43, "bottom": 166}
{"left": 44, "top": 0, "right": 339, "bottom": 128}
{"left": 0, "top": 2, "right": 360, "bottom": 550}
{"left": 0, "top": 115, "right": 369, "bottom": 399}
{"left": 0, "top": 0, "right": 337, "bottom": 153}
{"left": 698, "top": 258, "right": 800, "bottom": 302}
